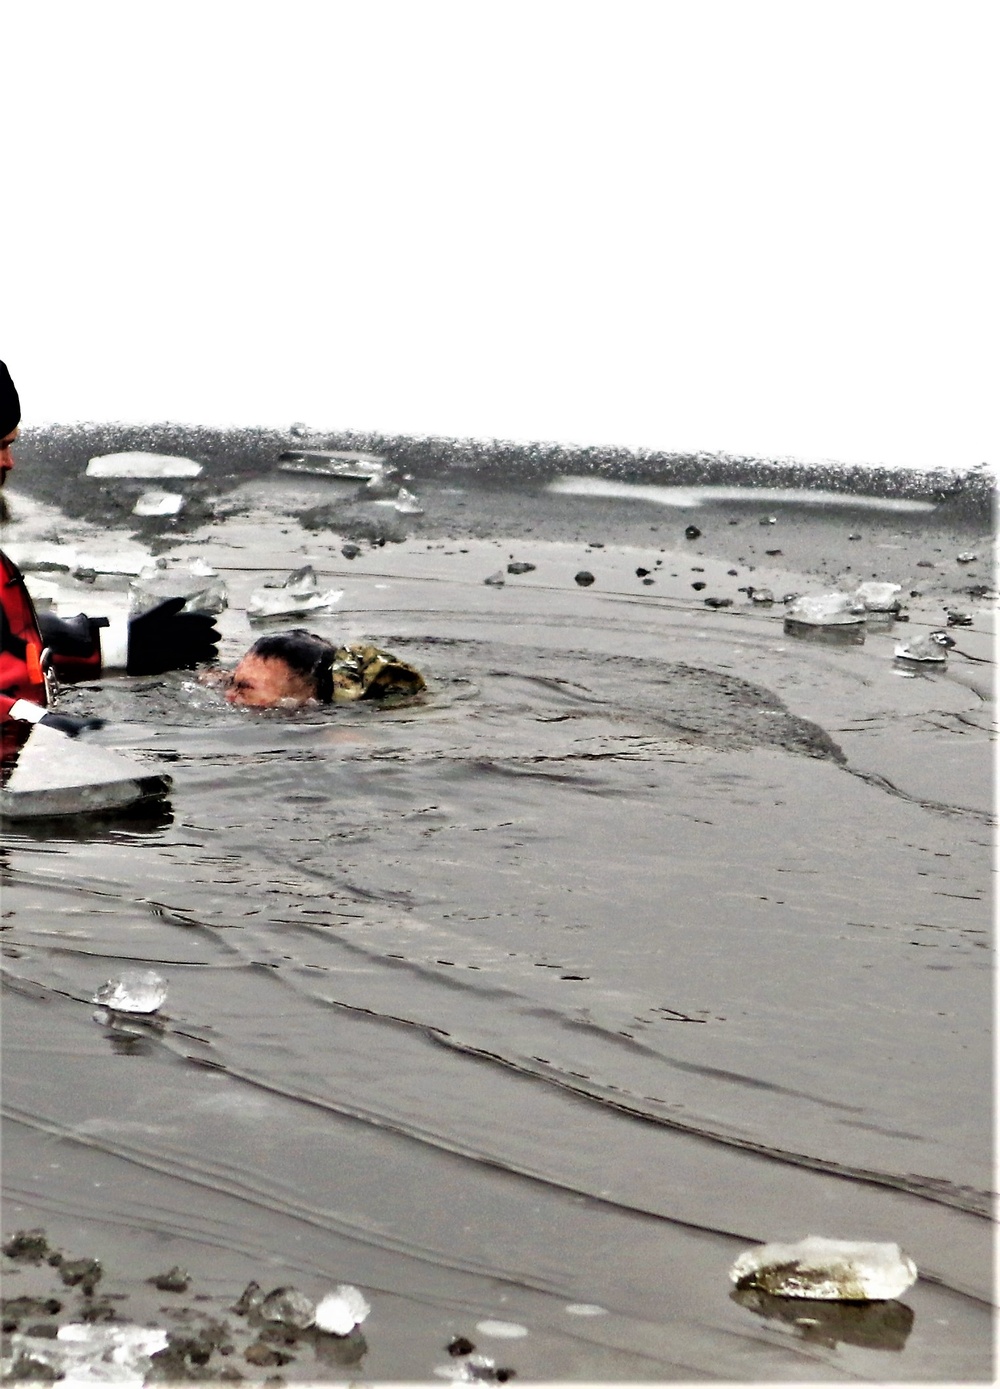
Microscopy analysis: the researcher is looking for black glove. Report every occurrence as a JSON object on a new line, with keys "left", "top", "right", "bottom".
{"left": 37, "top": 611, "right": 107, "bottom": 657}
{"left": 39, "top": 711, "right": 106, "bottom": 737}
{"left": 127, "top": 598, "right": 221, "bottom": 675}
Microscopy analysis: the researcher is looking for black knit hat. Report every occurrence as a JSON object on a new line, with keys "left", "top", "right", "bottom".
{"left": 0, "top": 361, "right": 20, "bottom": 438}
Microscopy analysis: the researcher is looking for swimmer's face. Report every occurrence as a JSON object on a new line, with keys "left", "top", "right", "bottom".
{"left": 0, "top": 427, "right": 18, "bottom": 486}
{"left": 225, "top": 653, "right": 317, "bottom": 708}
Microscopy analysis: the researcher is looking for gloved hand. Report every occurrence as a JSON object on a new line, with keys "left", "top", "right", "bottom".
{"left": 127, "top": 598, "right": 221, "bottom": 675}
{"left": 39, "top": 711, "right": 106, "bottom": 737}
{"left": 37, "top": 611, "right": 108, "bottom": 656}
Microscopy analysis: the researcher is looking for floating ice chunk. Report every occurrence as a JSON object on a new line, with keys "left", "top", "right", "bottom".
{"left": 956, "top": 551, "right": 979, "bottom": 563}
{"left": 784, "top": 592, "right": 866, "bottom": 626}
{"left": 132, "top": 490, "right": 184, "bottom": 517}
{"left": 2, "top": 1322, "right": 170, "bottom": 1386}
{"left": 373, "top": 486, "right": 424, "bottom": 515}
{"left": 129, "top": 560, "right": 227, "bottom": 616}
{"left": 259, "top": 1286, "right": 316, "bottom": 1329}
{"left": 476, "top": 1320, "right": 527, "bottom": 1339}
{"left": 277, "top": 449, "right": 387, "bottom": 480}
{"left": 853, "top": 582, "right": 903, "bottom": 612}
{"left": 729, "top": 1235, "right": 918, "bottom": 1301}
{"left": 564, "top": 1303, "right": 607, "bottom": 1316}
{"left": 248, "top": 565, "right": 343, "bottom": 620}
{"left": 894, "top": 631, "right": 955, "bottom": 663}
{"left": 749, "top": 587, "right": 775, "bottom": 604}
{"left": 93, "top": 968, "right": 168, "bottom": 1014}
{"left": 86, "top": 452, "right": 202, "bottom": 479}
{"left": 315, "top": 1284, "right": 371, "bottom": 1336}
{"left": 0, "top": 723, "right": 171, "bottom": 820}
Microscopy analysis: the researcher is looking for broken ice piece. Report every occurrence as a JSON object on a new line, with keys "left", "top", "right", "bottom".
{"left": 249, "top": 565, "right": 343, "bottom": 620}
{"left": 262, "top": 564, "right": 318, "bottom": 595}
{"left": 133, "top": 491, "right": 184, "bottom": 517}
{"left": 277, "top": 449, "right": 387, "bottom": 480}
{"left": 435, "top": 1353, "right": 515, "bottom": 1383}
{"left": 894, "top": 631, "right": 955, "bottom": 663}
{"left": 853, "top": 582, "right": 903, "bottom": 613}
{"left": 729, "top": 1235, "right": 918, "bottom": 1301}
{"left": 129, "top": 562, "right": 227, "bottom": 617}
{"left": 92, "top": 969, "right": 168, "bottom": 1014}
{"left": 3, "top": 1323, "right": 171, "bottom": 1382}
{"left": 956, "top": 552, "right": 979, "bottom": 563}
{"left": 86, "top": 452, "right": 202, "bottom": 479}
{"left": 259, "top": 1286, "right": 316, "bottom": 1329}
{"left": 314, "top": 1284, "right": 371, "bottom": 1336}
{"left": 394, "top": 486, "right": 424, "bottom": 515}
{"left": 784, "top": 592, "right": 866, "bottom": 627}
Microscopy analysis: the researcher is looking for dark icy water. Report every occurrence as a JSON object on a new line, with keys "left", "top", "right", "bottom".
{"left": 1, "top": 438, "right": 995, "bottom": 1382}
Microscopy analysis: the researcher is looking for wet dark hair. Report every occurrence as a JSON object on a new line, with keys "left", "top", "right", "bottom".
{"left": 0, "top": 361, "right": 21, "bottom": 438}
{"left": 247, "top": 629, "right": 336, "bottom": 703}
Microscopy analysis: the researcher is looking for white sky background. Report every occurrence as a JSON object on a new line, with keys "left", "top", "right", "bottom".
{"left": 4, "top": 0, "right": 996, "bottom": 469}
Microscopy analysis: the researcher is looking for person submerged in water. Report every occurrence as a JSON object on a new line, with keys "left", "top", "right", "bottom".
{"left": 214, "top": 629, "right": 426, "bottom": 709}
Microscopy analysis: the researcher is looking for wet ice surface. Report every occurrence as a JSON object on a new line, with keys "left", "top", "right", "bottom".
{"left": 1, "top": 477, "right": 994, "bottom": 1382}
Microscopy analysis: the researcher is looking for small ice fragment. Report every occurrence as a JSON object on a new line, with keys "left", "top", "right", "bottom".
{"left": 314, "top": 1284, "right": 371, "bottom": 1335}
{"left": 729, "top": 1235, "right": 918, "bottom": 1300}
{"left": 483, "top": 571, "right": 506, "bottom": 587}
{"left": 564, "top": 1303, "right": 607, "bottom": 1317}
{"left": 392, "top": 486, "right": 424, "bottom": 515}
{"left": 259, "top": 1286, "right": 316, "bottom": 1329}
{"left": 248, "top": 565, "right": 343, "bottom": 620}
{"left": 475, "top": 1320, "right": 527, "bottom": 1339}
{"left": 853, "top": 582, "right": 903, "bottom": 612}
{"left": 956, "top": 552, "right": 978, "bottom": 563}
{"left": 86, "top": 452, "right": 202, "bottom": 479}
{"left": 894, "top": 631, "right": 955, "bottom": 663}
{"left": 749, "top": 587, "right": 774, "bottom": 604}
{"left": 132, "top": 491, "right": 184, "bottom": 517}
{"left": 93, "top": 969, "right": 167, "bottom": 1014}
{"left": 784, "top": 592, "right": 866, "bottom": 626}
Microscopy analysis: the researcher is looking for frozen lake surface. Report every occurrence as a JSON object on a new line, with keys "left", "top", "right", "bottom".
{"left": 1, "top": 431, "right": 994, "bottom": 1381}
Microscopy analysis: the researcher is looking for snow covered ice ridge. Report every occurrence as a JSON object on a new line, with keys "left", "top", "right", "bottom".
{"left": 729, "top": 1235, "right": 918, "bottom": 1300}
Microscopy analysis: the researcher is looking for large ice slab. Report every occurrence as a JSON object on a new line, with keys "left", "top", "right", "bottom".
{"left": 1, "top": 723, "right": 171, "bottom": 819}
{"left": 86, "top": 452, "right": 203, "bottom": 478}
{"left": 729, "top": 1235, "right": 918, "bottom": 1301}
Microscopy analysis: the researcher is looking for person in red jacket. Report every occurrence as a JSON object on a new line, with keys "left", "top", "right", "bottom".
{"left": 1, "top": 360, "right": 220, "bottom": 744}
